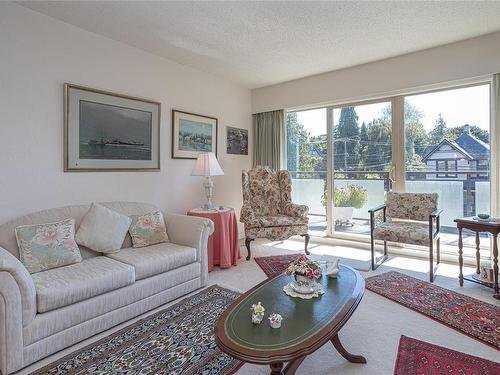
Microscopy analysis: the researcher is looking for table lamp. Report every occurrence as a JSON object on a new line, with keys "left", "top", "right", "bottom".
{"left": 191, "top": 152, "right": 224, "bottom": 211}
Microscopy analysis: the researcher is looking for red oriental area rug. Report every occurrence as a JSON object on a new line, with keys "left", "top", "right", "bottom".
{"left": 394, "top": 335, "right": 499, "bottom": 375}
{"left": 366, "top": 271, "right": 500, "bottom": 350}
{"left": 254, "top": 254, "right": 302, "bottom": 278}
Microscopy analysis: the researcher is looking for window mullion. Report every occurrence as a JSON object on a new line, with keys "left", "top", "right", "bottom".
{"left": 391, "top": 96, "right": 406, "bottom": 192}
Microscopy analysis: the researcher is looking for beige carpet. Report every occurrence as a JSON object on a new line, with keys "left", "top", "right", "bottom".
{"left": 22, "top": 239, "right": 499, "bottom": 375}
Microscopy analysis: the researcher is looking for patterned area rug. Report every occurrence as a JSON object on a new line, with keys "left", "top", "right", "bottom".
{"left": 254, "top": 254, "right": 302, "bottom": 277}
{"left": 366, "top": 271, "right": 500, "bottom": 350}
{"left": 32, "top": 286, "right": 242, "bottom": 375}
{"left": 394, "top": 335, "right": 499, "bottom": 374}
{"left": 254, "top": 253, "right": 370, "bottom": 278}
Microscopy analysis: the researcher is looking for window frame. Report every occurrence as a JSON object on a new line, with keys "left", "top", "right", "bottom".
{"left": 284, "top": 78, "right": 495, "bottom": 259}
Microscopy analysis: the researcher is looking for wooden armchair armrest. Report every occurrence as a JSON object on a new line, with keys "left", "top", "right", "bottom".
{"left": 429, "top": 209, "right": 443, "bottom": 239}
{"left": 369, "top": 204, "right": 386, "bottom": 229}
{"left": 430, "top": 209, "right": 443, "bottom": 218}
{"left": 368, "top": 204, "right": 386, "bottom": 214}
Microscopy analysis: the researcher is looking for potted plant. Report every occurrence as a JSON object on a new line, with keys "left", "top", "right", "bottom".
{"left": 285, "top": 255, "right": 322, "bottom": 294}
{"left": 334, "top": 185, "right": 368, "bottom": 225}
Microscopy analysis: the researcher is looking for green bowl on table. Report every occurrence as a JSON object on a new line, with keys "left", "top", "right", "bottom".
{"left": 477, "top": 213, "right": 490, "bottom": 221}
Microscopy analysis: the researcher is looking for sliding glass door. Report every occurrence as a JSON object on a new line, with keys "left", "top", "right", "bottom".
{"left": 404, "top": 85, "right": 491, "bottom": 256}
{"left": 330, "top": 101, "right": 392, "bottom": 237}
{"left": 286, "top": 109, "right": 327, "bottom": 236}
{"left": 285, "top": 81, "right": 492, "bottom": 258}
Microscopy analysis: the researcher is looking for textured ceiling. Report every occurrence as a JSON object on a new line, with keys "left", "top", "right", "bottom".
{"left": 18, "top": 1, "right": 500, "bottom": 89}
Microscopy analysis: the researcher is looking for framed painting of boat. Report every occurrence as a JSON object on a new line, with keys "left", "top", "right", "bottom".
{"left": 64, "top": 83, "right": 161, "bottom": 171}
{"left": 172, "top": 109, "right": 217, "bottom": 159}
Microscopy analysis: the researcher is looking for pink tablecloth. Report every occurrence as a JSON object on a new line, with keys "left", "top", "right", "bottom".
{"left": 187, "top": 208, "right": 240, "bottom": 272}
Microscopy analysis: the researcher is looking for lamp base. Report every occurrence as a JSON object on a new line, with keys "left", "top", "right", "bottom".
{"left": 203, "top": 177, "right": 216, "bottom": 211}
{"left": 202, "top": 203, "right": 217, "bottom": 211}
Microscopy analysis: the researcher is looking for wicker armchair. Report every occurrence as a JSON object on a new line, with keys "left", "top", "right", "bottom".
{"left": 369, "top": 192, "right": 442, "bottom": 282}
{"left": 240, "top": 166, "right": 310, "bottom": 260}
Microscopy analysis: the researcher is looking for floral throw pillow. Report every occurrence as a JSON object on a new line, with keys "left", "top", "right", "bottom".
{"left": 128, "top": 211, "right": 169, "bottom": 248}
{"left": 15, "top": 218, "right": 82, "bottom": 274}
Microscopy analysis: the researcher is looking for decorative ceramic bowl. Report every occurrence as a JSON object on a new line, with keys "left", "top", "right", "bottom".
{"left": 293, "top": 274, "right": 316, "bottom": 294}
{"left": 477, "top": 213, "right": 490, "bottom": 220}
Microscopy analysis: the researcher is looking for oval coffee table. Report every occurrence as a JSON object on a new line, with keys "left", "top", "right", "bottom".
{"left": 215, "top": 264, "right": 366, "bottom": 375}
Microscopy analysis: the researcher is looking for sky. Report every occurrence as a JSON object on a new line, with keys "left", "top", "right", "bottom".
{"left": 296, "top": 84, "right": 490, "bottom": 137}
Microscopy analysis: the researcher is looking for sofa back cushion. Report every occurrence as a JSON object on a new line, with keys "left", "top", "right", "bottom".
{"left": 15, "top": 218, "right": 82, "bottom": 274}
{"left": 76, "top": 203, "right": 132, "bottom": 254}
{"left": 0, "top": 202, "right": 158, "bottom": 260}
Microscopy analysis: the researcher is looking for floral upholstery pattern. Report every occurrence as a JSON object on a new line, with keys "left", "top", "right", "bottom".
{"left": 129, "top": 211, "right": 169, "bottom": 248}
{"left": 241, "top": 166, "right": 309, "bottom": 240}
{"left": 245, "top": 225, "right": 309, "bottom": 242}
{"left": 386, "top": 192, "right": 438, "bottom": 221}
{"left": 373, "top": 221, "right": 430, "bottom": 246}
{"left": 15, "top": 218, "right": 82, "bottom": 274}
{"left": 258, "top": 215, "right": 308, "bottom": 227}
{"left": 244, "top": 166, "right": 282, "bottom": 216}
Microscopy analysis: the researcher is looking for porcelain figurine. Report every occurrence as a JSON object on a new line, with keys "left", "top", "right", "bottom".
{"left": 251, "top": 302, "right": 265, "bottom": 324}
{"left": 326, "top": 258, "right": 340, "bottom": 278}
{"left": 268, "top": 313, "right": 283, "bottom": 328}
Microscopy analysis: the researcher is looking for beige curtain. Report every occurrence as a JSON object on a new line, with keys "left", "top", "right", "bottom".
{"left": 253, "top": 110, "right": 284, "bottom": 171}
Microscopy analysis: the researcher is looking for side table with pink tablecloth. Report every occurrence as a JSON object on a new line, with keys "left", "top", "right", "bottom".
{"left": 187, "top": 207, "right": 240, "bottom": 272}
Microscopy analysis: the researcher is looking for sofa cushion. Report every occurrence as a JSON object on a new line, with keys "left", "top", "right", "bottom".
{"left": 106, "top": 243, "right": 197, "bottom": 280}
{"left": 76, "top": 203, "right": 132, "bottom": 254}
{"left": 15, "top": 218, "right": 82, "bottom": 274}
{"left": 128, "top": 211, "right": 169, "bottom": 248}
{"left": 32, "top": 256, "right": 135, "bottom": 313}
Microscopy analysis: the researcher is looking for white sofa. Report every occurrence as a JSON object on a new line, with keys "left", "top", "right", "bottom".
{"left": 0, "top": 202, "right": 214, "bottom": 374}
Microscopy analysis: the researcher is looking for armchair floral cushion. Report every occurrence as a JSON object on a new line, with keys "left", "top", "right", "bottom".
{"left": 241, "top": 166, "right": 309, "bottom": 241}
{"left": 385, "top": 192, "right": 438, "bottom": 221}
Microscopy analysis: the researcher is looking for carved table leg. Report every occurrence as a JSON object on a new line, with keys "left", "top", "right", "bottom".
{"left": 331, "top": 333, "right": 367, "bottom": 364}
{"left": 493, "top": 234, "right": 499, "bottom": 299}
{"left": 284, "top": 356, "right": 306, "bottom": 375}
{"left": 458, "top": 227, "right": 464, "bottom": 287}
{"left": 475, "top": 232, "right": 481, "bottom": 274}
{"left": 245, "top": 238, "right": 254, "bottom": 261}
{"left": 270, "top": 362, "right": 284, "bottom": 375}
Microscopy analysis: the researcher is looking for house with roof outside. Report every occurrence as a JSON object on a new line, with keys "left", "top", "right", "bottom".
{"left": 421, "top": 125, "right": 490, "bottom": 181}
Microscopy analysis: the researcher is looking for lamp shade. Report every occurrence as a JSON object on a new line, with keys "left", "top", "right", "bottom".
{"left": 191, "top": 152, "right": 224, "bottom": 176}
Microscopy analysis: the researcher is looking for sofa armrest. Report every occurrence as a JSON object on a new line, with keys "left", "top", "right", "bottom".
{"left": 164, "top": 213, "right": 214, "bottom": 286}
{"left": 0, "top": 272, "right": 25, "bottom": 374}
{"left": 0, "top": 246, "right": 36, "bottom": 326}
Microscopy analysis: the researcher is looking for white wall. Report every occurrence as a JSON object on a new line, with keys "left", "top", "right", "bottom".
{"left": 252, "top": 31, "right": 500, "bottom": 113}
{"left": 0, "top": 3, "right": 252, "bottom": 225}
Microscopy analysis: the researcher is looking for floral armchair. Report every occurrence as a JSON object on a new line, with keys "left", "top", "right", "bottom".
{"left": 241, "top": 166, "right": 310, "bottom": 260}
{"left": 369, "top": 192, "right": 442, "bottom": 282}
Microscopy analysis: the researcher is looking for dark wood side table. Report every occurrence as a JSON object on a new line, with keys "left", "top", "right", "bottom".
{"left": 454, "top": 217, "right": 499, "bottom": 299}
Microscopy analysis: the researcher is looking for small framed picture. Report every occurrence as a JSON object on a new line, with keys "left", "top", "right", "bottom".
{"left": 64, "top": 83, "right": 161, "bottom": 171}
{"left": 226, "top": 126, "right": 248, "bottom": 155}
{"left": 172, "top": 110, "right": 218, "bottom": 159}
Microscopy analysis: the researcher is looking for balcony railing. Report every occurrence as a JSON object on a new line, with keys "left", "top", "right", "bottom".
{"left": 289, "top": 170, "right": 490, "bottom": 229}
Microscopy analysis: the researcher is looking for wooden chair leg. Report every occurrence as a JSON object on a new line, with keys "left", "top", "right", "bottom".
{"left": 245, "top": 238, "right": 254, "bottom": 261}
{"left": 437, "top": 237, "right": 440, "bottom": 264}
{"left": 301, "top": 234, "right": 310, "bottom": 255}
{"left": 429, "top": 238, "right": 434, "bottom": 283}
{"left": 370, "top": 235, "right": 376, "bottom": 271}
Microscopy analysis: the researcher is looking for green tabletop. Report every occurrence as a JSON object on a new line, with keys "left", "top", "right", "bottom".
{"left": 223, "top": 265, "right": 363, "bottom": 351}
